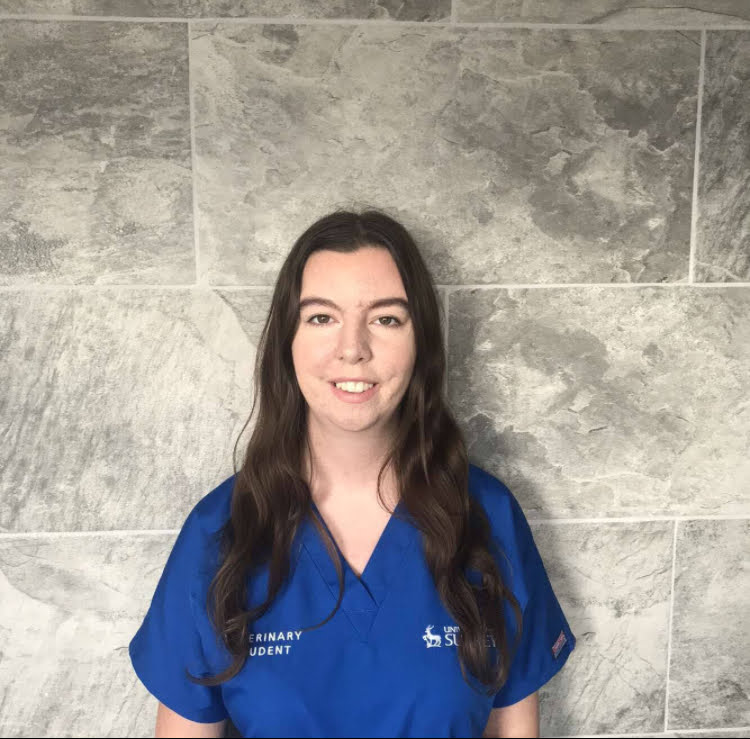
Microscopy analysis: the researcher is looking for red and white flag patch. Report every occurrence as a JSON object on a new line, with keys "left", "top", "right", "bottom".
{"left": 551, "top": 630, "right": 567, "bottom": 659}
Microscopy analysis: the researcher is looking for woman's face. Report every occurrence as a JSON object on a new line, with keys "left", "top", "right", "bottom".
{"left": 291, "top": 246, "right": 417, "bottom": 435}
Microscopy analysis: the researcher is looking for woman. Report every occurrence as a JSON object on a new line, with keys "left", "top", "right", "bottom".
{"left": 129, "top": 209, "right": 576, "bottom": 738}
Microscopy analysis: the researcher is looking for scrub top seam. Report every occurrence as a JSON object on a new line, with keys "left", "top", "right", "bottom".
{"left": 300, "top": 541, "right": 377, "bottom": 612}
{"left": 355, "top": 531, "right": 422, "bottom": 642}
{"left": 300, "top": 543, "right": 376, "bottom": 643}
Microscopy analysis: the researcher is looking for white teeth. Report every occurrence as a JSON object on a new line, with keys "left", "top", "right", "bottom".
{"left": 334, "top": 381, "right": 374, "bottom": 393}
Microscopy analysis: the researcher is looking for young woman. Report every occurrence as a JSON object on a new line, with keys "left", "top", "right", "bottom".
{"left": 129, "top": 209, "right": 576, "bottom": 738}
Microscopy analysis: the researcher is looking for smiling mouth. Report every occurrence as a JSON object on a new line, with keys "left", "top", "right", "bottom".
{"left": 330, "top": 381, "right": 378, "bottom": 392}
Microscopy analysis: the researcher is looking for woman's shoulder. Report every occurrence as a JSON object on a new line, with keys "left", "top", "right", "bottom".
{"left": 468, "top": 462, "right": 522, "bottom": 523}
{"left": 174, "top": 473, "right": 236, "bottom": 581}
{"left": 467, "top": 462, "right": 539, "bottom": 603}
{"left": 189, "top": 472, "right": 236, "bottom": 534}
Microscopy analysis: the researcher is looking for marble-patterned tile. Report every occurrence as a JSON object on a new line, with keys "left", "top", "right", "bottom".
{"left": 0, "top": 20, "right": 193, "bottom": 285}
{"left": 191, "top": 24, "right": 698, "bottom": 286}
{"left": 0, "top": 0, "right": 451, "bottom": 20}
{"left": 450, "top": 287, "right": 750, "bottom": 518}
{"left": 574, "top": 728, "right": 750, "bottom": 737}
{"left": 0, "top": 530, "right": 185, "bottom": 738}
{"left": 695, "top": 31, "right": 750, "bottom": 283}
{"left": 522, "top": 519, "right": 674, "bottom": 735}
{"left": 0, "top": 289, "right": 273, "bottom": 532}
{"left": 666, "top": 730, "right": 750, "bottom": 738}
{"left": 668, "top": 520, "right": 750, "bottom": 730}
{"left": 456, "top": 1, "right": 750, "bottom": 26}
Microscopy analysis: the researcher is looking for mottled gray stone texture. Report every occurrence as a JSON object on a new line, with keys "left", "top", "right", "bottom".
{"left": 669, "top": 520, "right": 750, "bottom": 731}
{"left": 1, "top": 4, "right": 749, "bottom": 739}
{"left": 0, "top": 289, "right": 265, "bottom": 532}
{"left": 192, "top": 23, "right": 699, "bottom": 285}
{"left": 0, "top": 531, "right": 183, "bottom": 738}
{"left": 448, "top": 286, "right": 750, "bottom": 519}
{"left": 457, "top": 0, "right": 750, "bottom": 26}
{"left": 667, "top": 731, "right": 750, "bottom": 738}
{"left": 696, "top": 32, "right": 750, "bottom": 282}
{"left": 0, "top": 21, "right": 194, "bottom": 285}
{"left": 528, "top": 519, "right": 674, "bottom": 735}
{"left": 0, "top": 0, "right": 451, "bottom": 20}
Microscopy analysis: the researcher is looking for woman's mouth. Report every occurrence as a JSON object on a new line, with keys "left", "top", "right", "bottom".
{"left": 329, "top": 381, "right": 379, "bottom": 403}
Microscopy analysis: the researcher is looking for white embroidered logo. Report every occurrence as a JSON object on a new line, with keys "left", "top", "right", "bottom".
{"left": 422, "top": 625, "right": 442, "bottom": 648}
{"left": 422, "top": 624, "right": 496, "bottom": 648}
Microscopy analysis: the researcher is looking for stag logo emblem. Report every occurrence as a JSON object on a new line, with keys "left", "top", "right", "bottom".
{"left": 422, "top": 625, "right": 442, "bottom": 648}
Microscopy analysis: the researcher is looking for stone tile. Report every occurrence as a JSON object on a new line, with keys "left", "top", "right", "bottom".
{"left": 524, "top": 519, "right": 673, "bottom": 735}
{"left": 695, "top": 31, "right": 750, "bottom": 283}
{"left": 585, "top": 729, "right": 750, "bottom": 737}
{"left": 0, "top": 21, "right": 193, "bottom": 285}
{"left": 450, "top": 287, "right": 750, "bottom": 518}
{"left": 0, "top": 0, "right": 450, "bottom": 20}
{"left": 0, "top": 531, "right": 181, "bottom": 738}
{"left": 667, "top": 730, "right": 750, "bottom": 738}
{"left": 668, "top": 520, "right": 750, "bottom": 730}
{"left": 0, "top": 289, "right": 272, "bottom": 532}
{"left": 191, "top": 23, "right": 698, "bottom": 285}
{"left": 456, "top": 0, "right": 750, "bottom": 26}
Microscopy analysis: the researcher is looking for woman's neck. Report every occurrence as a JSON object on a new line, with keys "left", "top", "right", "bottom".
{"left": 302, "top": 422, "right": 399, "bottom": 509}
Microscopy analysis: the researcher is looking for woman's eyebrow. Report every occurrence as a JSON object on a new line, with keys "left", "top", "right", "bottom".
{"left": 298, "top": 297, "right": 409, "bottom": 312}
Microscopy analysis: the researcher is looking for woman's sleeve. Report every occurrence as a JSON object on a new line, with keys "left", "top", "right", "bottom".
{"left": 492, "top": 492, "right": 577, "bottom": 709}
{"left": 128, "top": 505, "right": 230, "bottom": 723}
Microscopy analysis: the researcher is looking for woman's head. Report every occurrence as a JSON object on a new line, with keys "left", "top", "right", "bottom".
{"left": 276, "top": 211, "right": 444, "bottom": 450}
{"left": 259, "top": 208, "right": 446, "bottom": 476}
{"left": 196, "top": 208, "right": 521, "bottom": 700}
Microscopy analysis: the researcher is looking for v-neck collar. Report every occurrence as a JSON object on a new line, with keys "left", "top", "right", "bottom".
{"left": 299, "top": 498, "right": 419, "bottom": 641}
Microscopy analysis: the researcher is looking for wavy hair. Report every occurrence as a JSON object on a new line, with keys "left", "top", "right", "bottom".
{"left": 188, "top": 208, "right": 522, "bottom": 697}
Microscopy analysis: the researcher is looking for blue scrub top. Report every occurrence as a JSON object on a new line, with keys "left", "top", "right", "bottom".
{"left": 129, "top": 464, "right": 576, "bottom": 737}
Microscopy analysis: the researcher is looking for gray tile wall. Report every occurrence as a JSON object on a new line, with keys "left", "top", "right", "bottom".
{"left": 0, "top": 2, "right": 748, "bottom": 738}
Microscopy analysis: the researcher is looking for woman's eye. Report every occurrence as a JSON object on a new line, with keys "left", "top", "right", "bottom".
{"left": 308, "top": 314, "right": 331, "bottom": 325}
{"left": 377, "top": 316, "right": 401, "bottom": 327}
{"left": 307, "top": 315, "right": 402, "bottom": 327}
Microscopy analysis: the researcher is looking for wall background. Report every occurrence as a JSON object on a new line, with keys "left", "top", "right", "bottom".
{"left": 0, "top": 2, "right": 748, "bottom": 737}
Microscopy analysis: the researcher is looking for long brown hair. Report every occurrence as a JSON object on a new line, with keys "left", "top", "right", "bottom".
{"left": 189, "top": 208, "right": 522, "bottom": 696}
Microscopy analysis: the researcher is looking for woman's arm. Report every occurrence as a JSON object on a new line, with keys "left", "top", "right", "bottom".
{"left": 155, "top": 701, "right": 227, "bottom": 738}
{"left": 482, "top": 691, "right": 540, "bottom": 738}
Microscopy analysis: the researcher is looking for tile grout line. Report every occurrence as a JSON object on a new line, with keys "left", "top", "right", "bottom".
{"left": 0, "top": 14, "right": 750, "bottom": 30}
{"left": 1, "top": 514, "right": 748, "bottom": 538}
{"left": 688, "top": 29, "right": 706, "bottom": 284}
{"left": 663, "top": 519, "right": 679, "bottom": 732}
{"left": 2, "top": 282, "right": 750, "bottom": 292}
{"left": 431, "top": 283, "right": 750, "bottom": 289}
{"left": 0, "top": 529, "right": 183, "bottom": 538}
{"left": 450, "top": 0, "right": 456, "bottom": 24}
{"left": 555, "top": 726, "right": 750, "bottom": 738}
{"left": 527, "top": 515, "right": 750, "bottom": 524}
{"left": 187, "top": 19, "right": 202, "bottom": 287}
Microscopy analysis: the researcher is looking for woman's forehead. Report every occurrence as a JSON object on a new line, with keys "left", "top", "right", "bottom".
{"left": 301, "top": 248, "right": 406, "bottom": 294}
